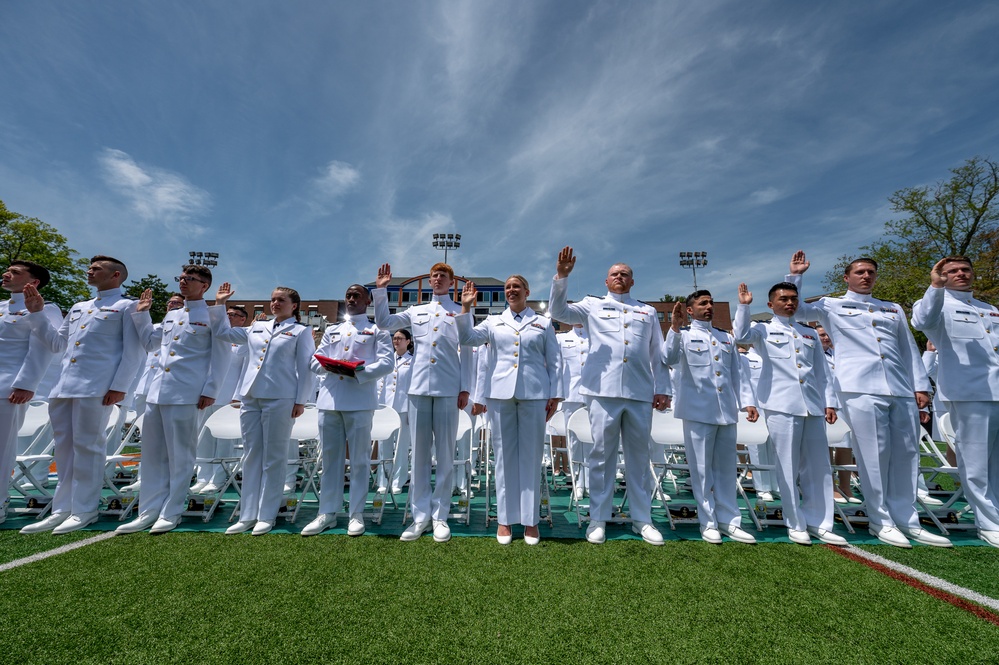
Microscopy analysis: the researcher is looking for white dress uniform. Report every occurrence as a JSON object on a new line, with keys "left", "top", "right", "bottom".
{"left": 558, "top": 328, "right": 590, "bottom": 492}
{"left": 549, "top": 277, "right": 671, "bottom": 525}
{"left": 193, "top": 342, "right": 249, "bottom": 489}
{"left": 377, "top": 350, "right": 413, "bottom": 492}
{"left": 0, "top": 294, "right": 61, "bottom": 508}
{"left": 457, "top": 307, "right": 562, "bottom": 527}
{"left": 789, "top": 274, "right": 930, "bottom": 532}
{"left": 734, "top": 305, "right": 839, "bottom": 534}
{"left": 312, "top": 315, "right": 393, "bottom": 519}
{"left": 130, "top": 299, "right": 232, "bottom": 523}
{"left": 912, "top": 285, "right": 999, "bottom": 534}
{"left": 373, "top": 289, "right": 472, "bottom": 525}
{"left": 740, "top": 348, "right": 776, "bottom": 495}
{"left": 664, "top": 320, "right": 756, "bottom": 533}
{"left": 25, "top": 288, "right": 144, "bottom": 520}
{"left": 212, "top": 312, "right": 315, "bottom": 526}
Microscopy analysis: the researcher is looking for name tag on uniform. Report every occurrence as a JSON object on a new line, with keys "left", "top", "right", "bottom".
{"left": 956, "top": 310, "right": 975, "bottom": 315}
{"left": 252, "top": 329, "right": 266, "bottom": 334}
{"left": 840, "top": 304, "right": 860, "bottom": 310}
{"left": 768, "top": 332, "right": 784, "bottom": 337}
{"left": 602, "top": 306, "right": 616, "bottom": 311}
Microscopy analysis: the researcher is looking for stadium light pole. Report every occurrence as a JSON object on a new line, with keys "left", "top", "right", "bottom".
{"left": 679, "top": 251, "right": 707, "bottom": 290}
{"left": 179, "top": 251, "right": 220, "bottom": 281}
{"left": 432, "top": 233, "right": 461, "bottom": 265}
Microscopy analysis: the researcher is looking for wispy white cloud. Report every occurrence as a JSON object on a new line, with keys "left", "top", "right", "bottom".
{"left": 749, "top": 187, "right": 783, "bottom": 205}
{"left": 311, "top": 160, "right": 361, "bottom": 201}
{"left": 98, "top": 148, "right": 211, "bottom": 232}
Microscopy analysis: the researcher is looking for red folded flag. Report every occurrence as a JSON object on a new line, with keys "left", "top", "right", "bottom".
{"left": 314, "top": 355, "right": 365, "bottom": 377}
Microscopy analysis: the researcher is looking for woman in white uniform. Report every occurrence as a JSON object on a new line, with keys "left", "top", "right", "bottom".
{"left": 456, "top": 276, "right": 562, "bottom": 545}
{"left": 212, "top": 284, "right": 316, "bottom": 535}
{"left": 377, "top": 329, "right": 413, "bottom": 493}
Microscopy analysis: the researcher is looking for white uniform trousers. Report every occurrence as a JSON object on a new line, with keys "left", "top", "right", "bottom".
{"left": 837, "top": 393, "right": 920, "bottom": 530}
{"left": 318, "top": 409, "right": 373, "bottom": 517}
{"left": 748, "top": 438, "right": 776, "bottom": 494}
{"left": 239, "top": 397, "right": 295, "bottom": 523}
{"left": 486, "top": 398, "right": 545, "bottom": 527}
{"left": 194, "top": 403, "right": 236, "bottom": 487}
{"left": 408, "top": 395, "right": 457, "bottom": 523}
{"left": 585, "top": 396, "right": 654, "bottom": 524}
{"left": 562, "top": 402, "right": 590, "bottom": 491}
{"left": 947, "top": 401, "right": 999, "bottom": 531}
{"left": 0, "top": 400, "right": 28, "bottom": 501}
{"left": 683, "top": 420, "right": 741, "bottom": 531}
{"left": 376, "top": 412, "right": 410, "bottom": 492}
{"left": 763, "top": 411, "right": 835, "bottom": 531}
{"left": 49, "top": 398, "right": 114, "bottom": 515}
{"left": 139, "top": 403, "right": 206, "bottom": 520}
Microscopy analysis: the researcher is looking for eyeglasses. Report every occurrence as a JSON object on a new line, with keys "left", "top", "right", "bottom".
{"left": 176, "top": 275, "right": 207, "bottom": 284}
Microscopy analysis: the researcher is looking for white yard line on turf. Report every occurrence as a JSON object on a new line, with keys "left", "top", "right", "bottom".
{"left": 846, "top": 545, "right": 999, "bottom": 611}
{"left": 0, "top": 532, "right": 117, "bottom": 572}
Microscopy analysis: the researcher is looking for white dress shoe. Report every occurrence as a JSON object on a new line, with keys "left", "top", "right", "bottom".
{"left": 833, "top": 495, "right": 848, "bottom": 505}
{"left": 252, "top": 521, "right": 274, "bottom": 536}
{"left": 301, "top": 513, "right": 337, "bottom": 536}
{"left": 150, "top": 516, "right": 181, "bottom": 534}
{"left": 376, "top": 486, "right": 388, "bottom": 494}
{"left": 52, "top": 512, "right": 99, "bottom": 535}
{"left": 347, "top": 515, "right": 366, "bottom": 536}
{"left": 283, "top": 483, "right": 296, "bottom": 494}
{"left": 433, "top": 519, "right": 451, "bottom": 543}
{"left": 201, "top": 483, "right": 221, "bottom": 494}
{"left": 496, "top": 530, "right": 513, "bottom": 545}
{"left": 700, "top": 527, "right": 722, "bottom": 544}
{"left": 901, "top": 527, "right": 952, "bottom": 548}
{"left": 847, "top": 496, "right": 863, "bottom": 504}
{"left": 225, "top": 520, "right": 255, "bottom": 535}
{"left": 121, "top": 481, "right": 141, "bottom": 493}
{"left": 979, "top": 530, "right": 999, "bottom": 548}
{"left": 0, "top": 504, "right": 6, "bottom": 526}
{"left": 632, "top": 522, "right": 664, "bottom": 546}
{"left": 787, "top": 529, "right": 812, "bottom": 546}
{"left": 20, "top": 512, "right": 70, "bottom": 534}
{"left": 585, "top": 520, "right": 606, "bottom": 544}
{"left": 720, "top": 524, "right": 757, "bottom": 544}
{"left": 400, "top": 520, "right": 431, "bottom": 542}
{"left": 868, "top": 525, "right": 911, "bottom": 548}
{"left": 115, "top": 513, "right": 158, "bottom": 534}
{"left": 189, "top": 481, "right": 208, "bottom": 494}
{"left": 573, "top": 486, "right": 584, "bottom": 501}
{"left": 807, "top": 526, "right": 847, "bottom": 546}
{"left": 758, "top": 492, "right": 775, "bottom": 502}
{"left": 917, "top": 491, "right": 944, "bottom": 507}
{"left": 523, "top": 526, "right": 540, "bottom": 546}
{"left": 391, "top": 487, "right": 404, "bottom": 495}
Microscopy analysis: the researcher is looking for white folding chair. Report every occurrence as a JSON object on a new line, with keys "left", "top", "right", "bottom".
{"left": 451, "top": 409, "right": 474, "bottom": 525}
{"left": 11, "top": 401, "right": 55, "bottom": 516}
{"left": 915, "top": 418, "right": 970, "bottom": 532}
{"left": 735, "top": 417, "right": 779, "bottom": 531}
{"left": 823, "top": 418, "right": 860, "bottom": 533}
{"left": 287, "top": 404, "right": 320, "bottom": 522}
{"left": 194, "top": 405, "right": 244, "bottom": 522}
{"left": 102, "top": 410, "right": 143, "bottom": 520}
{"left": 545, "top": 411, "right": 573, "bottom": 493}
{"left": 565, "top": 408, "right": 596, "bottom": 527}
{"left": 649, "top": 409, "right": 695, "bottom": 529}
{"left": 365, "top": 405, "right": 401, "bottom": 524}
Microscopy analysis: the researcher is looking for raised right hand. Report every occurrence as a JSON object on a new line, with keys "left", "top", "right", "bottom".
{"left": 670, "top": 301, "right": 687, "bottom": 331}
{"left": 738, "top": 283, "right": 753, "bottom": 305}
{"left": 136, "top": 288, "right": 153, "bottom": 313}
{"left": 376, "top": 263, "right": 392, "bottom": 289}
{"left": 556, "top": 246, "right": 576, "bottom": 279}
{"left": 215, "top": 282, "right": 235, "bottom": 304}
{"left": 460, "top": 281, "right": 477, "bottom": 312}
{"left": 789, "top": 250, "right": 810, "bottom": 275}
{"left": 22, "top": 284, "right": 44, "bottom": 313}
{"left": 929, "top": 258, "right": 949, "bottom": 288}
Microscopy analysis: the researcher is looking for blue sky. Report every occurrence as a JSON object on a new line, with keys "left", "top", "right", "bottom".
{"left": 2, "top": 2, "right": 999, "bottom": 312}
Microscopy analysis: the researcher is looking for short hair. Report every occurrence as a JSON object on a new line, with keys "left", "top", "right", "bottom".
{"left": 685, "top": 289, "right": 712, "bottom": 304}
{"left": 273, "top": 286, "right": 301, "bottom": 322}
{"left": 767, "top": 281, "right": 799, "bottom": 301}
{"left": 429, "top": 262, "right": 454, "bottom": 280}
{"left": 9, "top": 260, "right": 51, "bottom": 289}
{"left": 91, "top": 255, "right": 128, "bottom": 282}
{"left": 227, "top": 305, "right": 249, "bottom": 319}
{"left": 182, "top": 263, "right": 212, "bottom": 284}
{"left": 505, "top": 274, "right": 530, "bottom": 291}
{"left": 346, "top": 283, "right": 372, "bottom": 301}
{"left": 844, "top": 257, "right": 878, "bottom": 275}
{"left": 609, "top": 263, "right": 633, "bottom": 277}
{"left": 940, "top": 255, "right": 973, "bottom": 269}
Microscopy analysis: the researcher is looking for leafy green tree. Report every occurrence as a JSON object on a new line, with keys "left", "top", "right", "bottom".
{"left": 823, "top": 156, "right": 999, "bottom": 309}
{"left": 659, "top": 294, "right": 686, "bottom": 303}
{"left": 124, "top": 274, "right": 174, "bottom": 323}
{"left": 0, "top": 199, "right": 90, "bottom": 312}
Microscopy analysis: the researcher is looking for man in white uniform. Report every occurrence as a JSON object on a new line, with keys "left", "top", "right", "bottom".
{"left": 20, "top": 256, "right": 144, "bottom": 534}
{"left": 0, "top": 262, "right": 62, "bottom": 524}
{"left": 548, "top": 247, "right": 671, "bottom": 545}
{"left": 911, "top": 256, "right": 999, "bottom": 548}
{"left": 302, "top": 284, "right": 392, "bottom": 537}
{"left": 117, "top": 264, "right": 231, "bottom": 534}
{"left": 734, "top": 281, "right": 846, "bottom": 546}
{"left": 374, "top": 263, "right": 471, "bottom": 543}
{"left": 665, "top": 291, "right": 759, "bottom": 544}
{"left": 787, "top": 251, "right": 951, "bottom": 548}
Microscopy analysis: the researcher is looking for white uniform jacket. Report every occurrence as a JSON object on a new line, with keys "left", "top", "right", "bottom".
{"left": 733, "top": 305, "right": 837, "bottom": 416}
{"left": 378, "top": 351, "right": 413, "bottom": 412}
{"left": 211, "top": 311, "right": 315, "bottom": 404}
{"left": 787, "top": 275, "right": 930, "bottom": 397}
{"left": 664, "top": 320, "right": 756, "bottom": 425}
{"left": 0, "top": 294, "right": 62, "bottom": 394}
{"left": 548, "top": 277, "right": 670, "bottom": 402}
{"left": 216, "top": 343, "right": 250, "bottom": 404}
{"left": 558, "top": 329, "right": 589, "bottom": 403}
{"left": 911, "top": 286, "right": 999, "bottom": 402}
{"left": 456, "top": 308, "right": 563, "bottom": 401}
{"left": 28, "top": 287, "right": 144, "bottom": 398}
{"left": 312, "top": 315, "right": 393, "bottom": 412}
{"left": 132, "top": 299, "right": 232, "bottom": 405}
{"left": 373, "top": 289, "right": 472, "bottom": 398}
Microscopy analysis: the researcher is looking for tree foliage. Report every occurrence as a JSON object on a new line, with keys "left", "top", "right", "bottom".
{"left": 0, "top": 199, "right": 90, "bottom": 312}
{"left": 659, "top": 294, "right": 686, "bottom": 303}
{"left": 124, "top": 274, "right": 174, "bottom": 323}
{"left": 823, "top": 156, "right": 999, "bottom": 310}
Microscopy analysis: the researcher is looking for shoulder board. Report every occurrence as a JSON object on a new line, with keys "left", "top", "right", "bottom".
{"left": 712, "top": 326, "right": 728, "bottom": 334}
